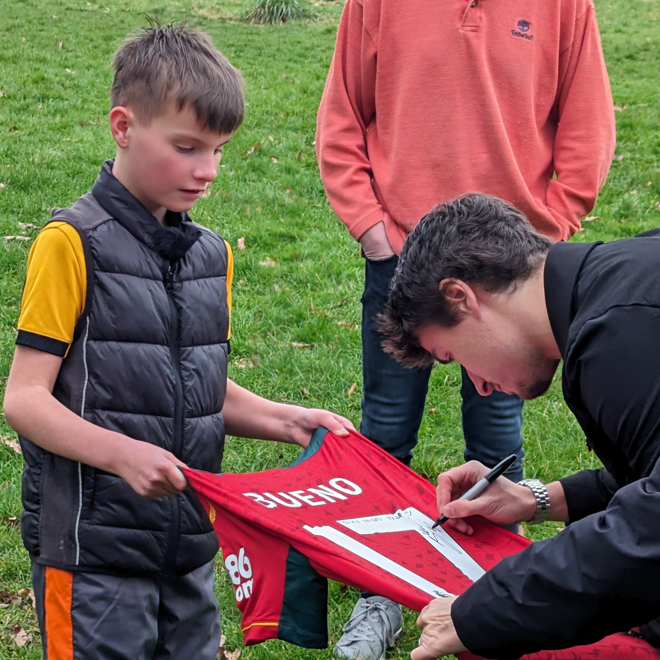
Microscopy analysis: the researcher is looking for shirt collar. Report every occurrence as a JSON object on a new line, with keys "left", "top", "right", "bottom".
{"left": 91, "top": 160, "right": 201, "bottom": 260}
{"left": 544, "top": 241, "right": 602, "bottom": 358}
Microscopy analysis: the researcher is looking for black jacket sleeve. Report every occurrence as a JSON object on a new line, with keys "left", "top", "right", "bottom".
{"left": 453, "top": 457, "right": 660, "bottom": 658}
{"left": 452, "top": 306, "right": 660, "bottom": 658}
{"left": 559, "top": 467, "right": 619, "bottom": 522}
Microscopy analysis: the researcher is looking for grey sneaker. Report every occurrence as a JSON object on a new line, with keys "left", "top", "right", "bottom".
{"left": 334, "top": 596, "right": 403, "bottom": 660}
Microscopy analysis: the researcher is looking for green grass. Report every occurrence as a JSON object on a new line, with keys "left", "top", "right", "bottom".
{"left": 242, "top": 0, "right": 311, "bottom": 25}
{"left": 0, "top": 0, "right": 659, "bottom": 657}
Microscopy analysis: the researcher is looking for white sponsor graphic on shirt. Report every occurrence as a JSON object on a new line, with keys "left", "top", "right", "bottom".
{"left": 243, "top": 478, "right": 363, "bottom": 509}
{"left": 303, "top": 507, "right": 485, "bottom": 597}
{"left": 225, "top": 547, "right": 254, "bottom": 602}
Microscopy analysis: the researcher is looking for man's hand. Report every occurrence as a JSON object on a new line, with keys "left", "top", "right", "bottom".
{"left": 287, "top": 407, "right": 356, "bottom": 447}
{"left": 436, "top": 461, "right": 537, "bottom": 535}
{"left": 411, "top": 597, "right": 466, "bottom": 660}
{"left": 359, "top": 222, "right": 396, "bottom": 261}
{"left": 113, "top": 440, "right": 189, "bottom": 498}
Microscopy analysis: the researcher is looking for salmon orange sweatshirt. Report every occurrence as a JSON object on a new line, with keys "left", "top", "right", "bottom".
{"left": 316, "top": 0, "right": 616, "bottom": 252}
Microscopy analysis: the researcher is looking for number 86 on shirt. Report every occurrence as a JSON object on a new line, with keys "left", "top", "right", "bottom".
{"left": 225, "top": 547, "right": 254, "bottom": 602}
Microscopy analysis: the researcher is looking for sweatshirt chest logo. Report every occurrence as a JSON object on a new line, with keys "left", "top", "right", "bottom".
{"left": 511, "top": 19, "right": 534, "bottom": 41}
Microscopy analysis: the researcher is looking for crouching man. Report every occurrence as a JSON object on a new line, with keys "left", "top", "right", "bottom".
{"left": 379, "top": 194, "right": 660, "bottom": 659}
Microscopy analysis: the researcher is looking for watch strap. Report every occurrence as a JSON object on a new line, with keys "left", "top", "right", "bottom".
{"left": 518, "top": 478, "right": 551, "bottom": 524}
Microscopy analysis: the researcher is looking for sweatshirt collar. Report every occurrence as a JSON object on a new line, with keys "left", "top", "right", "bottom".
{"left": 544, "top": 241, "right": 602, "bottom": 358}
{"left": 91, "top": 160, "right": 202, "bottom": 261}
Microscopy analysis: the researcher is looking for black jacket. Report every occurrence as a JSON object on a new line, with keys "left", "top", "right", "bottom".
{"left": 19, "top": 161, "right": 229, "bottom": 576}
{"left": 452, "top": 231, "right": 660, "bottom": 658}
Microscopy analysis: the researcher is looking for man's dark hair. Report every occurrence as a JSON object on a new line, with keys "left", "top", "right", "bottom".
{"left": 111, "top": 23, "right": 244, "bottom": 134}
{"left": 379, "top": 194, "right": 552, "bottom": 368}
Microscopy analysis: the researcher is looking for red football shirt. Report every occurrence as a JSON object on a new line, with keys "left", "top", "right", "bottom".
{"left": 185, "top": 428, "right": 659, "bottom": 660}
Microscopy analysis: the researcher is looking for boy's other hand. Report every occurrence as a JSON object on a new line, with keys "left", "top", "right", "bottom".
{"left": 288, "top": 407, "right": 356, "bottom": 448}
{"left": 115, "top": 441, "right": 189, "bottom": 498}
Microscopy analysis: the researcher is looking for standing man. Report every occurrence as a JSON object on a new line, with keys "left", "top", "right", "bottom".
{"left": 378, "top": 194, "right": 660, "bottom": 659}
{"left": 316, "top": 0, "right": 615, "bottom": 656}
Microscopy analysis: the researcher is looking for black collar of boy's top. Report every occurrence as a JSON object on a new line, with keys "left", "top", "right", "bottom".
{"left": 92, "top": 160, "right": 202, "bottom": 262}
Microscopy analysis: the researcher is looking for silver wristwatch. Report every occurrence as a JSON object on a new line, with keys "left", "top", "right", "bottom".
{"left": 518, "top": 479, "right": 551, "bottom": 524}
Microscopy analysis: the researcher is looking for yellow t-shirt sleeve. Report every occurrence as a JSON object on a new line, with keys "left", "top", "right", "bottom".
{"left": 224, "top": 240, "right": 234, "bottom": 339}
{"left": 17, "top": 222, "right": 87, "bottom": 357}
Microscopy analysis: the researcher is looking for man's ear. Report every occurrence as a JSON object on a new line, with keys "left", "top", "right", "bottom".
{"left": 439, "top": 279, "right": 481, "bottom": 319}
{"left": 109, "top": 106, "right": 134, "bottom": 150}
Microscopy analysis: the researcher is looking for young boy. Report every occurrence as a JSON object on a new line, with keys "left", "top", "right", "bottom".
{"left": 3, "top": 24, "right": 353, "bottom": 660}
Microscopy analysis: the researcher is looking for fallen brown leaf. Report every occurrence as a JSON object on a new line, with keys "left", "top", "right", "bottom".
{"left": 348, "top": 382, "right": 357, "bottom": 397}
{"left": 259, "top": 257, "right": 277, "bottom": 267}
{"left": 337, "top": 321, "right": 356, "bottom": 329}
{"left": 2, "top": 516, "right": 20, "bottom": 531}
{"left": 291, "top": 342, "right": 314, "bottom": 349}
{"left": 217, "top": 635, "right": 226, "bottom": 658}
{"left": 10, "top": 625, "right": 32, "bottom": 648}
{"left": 270, "top": 157, "right": 278, "bottom": 163}
{"left": 17, "top": 588, "right": 35, "bottom": 608}
{"left": 297, "top": 151, "right": 303, "bottom": 161}
{"left": 237, "top": 237, "right": 245, "bottom": 250}
{"left": 0, "top": 590, "right": 22, "bottom": 606}
{"left": 217, "top": 635, "right": 241, "bottom": 660}
{"left": 4, "top": 236, "right": 31, "bottom": 241}
{"left": 613, "top": 104, "right": 627, "bottom": 112}
{"left": 9, "top": 126, "right": 18, "bottom": 132}
{"left": 18, "top": 222, "right": 38, "bottom": 230}
{"left": 244, "top": 142, "right": 262, "bottom": 157}
{"left": 2, "top": 437, "right": 22, "bottom": 453}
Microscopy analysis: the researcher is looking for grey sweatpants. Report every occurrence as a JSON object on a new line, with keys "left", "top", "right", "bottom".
{"left": 31, "top": 560, "right": 221, "bottom": 660}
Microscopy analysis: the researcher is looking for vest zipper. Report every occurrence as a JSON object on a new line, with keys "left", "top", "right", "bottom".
{"left": 163, "top": 262, "right": 183, "bottom": 574}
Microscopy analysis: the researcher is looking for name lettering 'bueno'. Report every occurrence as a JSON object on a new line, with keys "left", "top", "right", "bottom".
{"left": 243, "top": 478, "right": 363, "bottom": 509}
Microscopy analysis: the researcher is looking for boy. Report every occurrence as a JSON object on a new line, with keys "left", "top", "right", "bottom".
{"left": 3, "top": 24, "right": 353, "bottom": 660}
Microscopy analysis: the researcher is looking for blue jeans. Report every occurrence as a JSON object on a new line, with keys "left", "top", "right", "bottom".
{"left": 360, "top": 256, "right": 524, "bottom": 482}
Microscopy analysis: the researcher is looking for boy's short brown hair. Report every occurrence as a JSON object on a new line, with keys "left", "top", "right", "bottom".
{"left": 111, "top": 23, "right": 244, "bottom": 134}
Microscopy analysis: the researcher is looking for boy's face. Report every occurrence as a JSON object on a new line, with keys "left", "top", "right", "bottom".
{"left": 111, "top": 102, "right": 232, "bottom": 221}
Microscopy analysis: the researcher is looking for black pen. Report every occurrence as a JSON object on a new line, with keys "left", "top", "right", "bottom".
{"left": 431, "top": 454, "right": 518, "bottom": 529}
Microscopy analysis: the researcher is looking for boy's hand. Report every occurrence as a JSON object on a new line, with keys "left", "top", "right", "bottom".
{"left": 114, "top": 441, "right": 189, "bottom": 498}
{"left": 288, "top": 407, "right": 355, "bottom": 448}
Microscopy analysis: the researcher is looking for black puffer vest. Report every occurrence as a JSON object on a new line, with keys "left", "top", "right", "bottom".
{"left": 20, "top": 162, "right": 229, "bottom": 576}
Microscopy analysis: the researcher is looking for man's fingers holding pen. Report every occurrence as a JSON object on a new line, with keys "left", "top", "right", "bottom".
{"left": 436, "top": 461, "right": 490, "bottom": 511}
{"left": 436, "top": 463, "right": 540, "bottom": 529}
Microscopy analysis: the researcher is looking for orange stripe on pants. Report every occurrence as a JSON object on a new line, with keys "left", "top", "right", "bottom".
{"left": 45, "top": 567, "right": 74, "bottom": 660}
